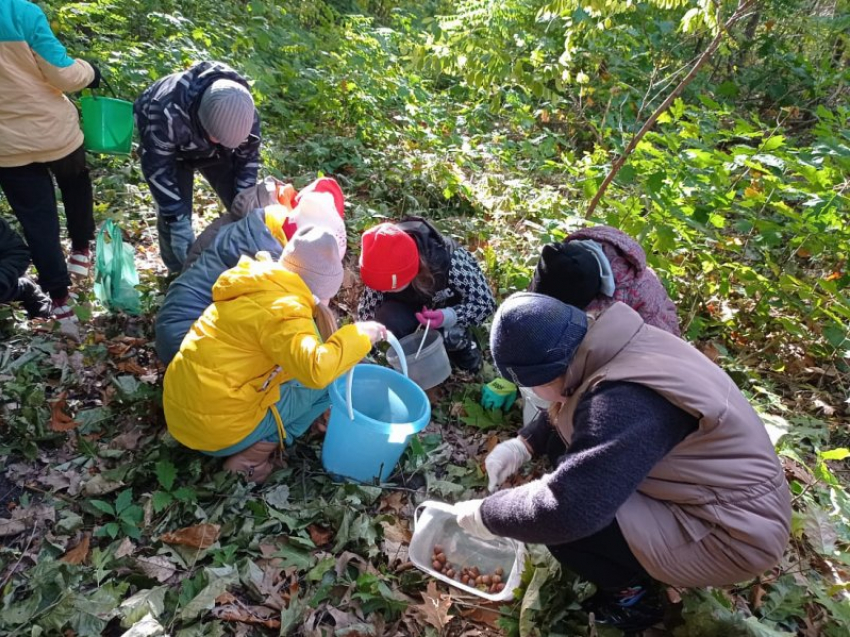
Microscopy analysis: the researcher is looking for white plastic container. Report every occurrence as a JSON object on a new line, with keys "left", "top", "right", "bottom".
{"left": 410, "top": 500, "right": 526, "bottom": 602}
{"left": 387, "top": 331, "right": 451, "bottom": 390}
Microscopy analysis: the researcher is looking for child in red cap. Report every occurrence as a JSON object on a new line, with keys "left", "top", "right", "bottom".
{"left": 358, "top": 217, "right": 496, "bottom": 372}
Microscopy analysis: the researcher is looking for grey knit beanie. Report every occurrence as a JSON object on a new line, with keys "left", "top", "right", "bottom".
{"left": 490, "top": 292, "right": 588, "bottom": 387}
{"left": 197, "top": 80, "right": 255, "bottom": 148}
{"left": 280, "top": 226, "right": 344, "bottom": 301}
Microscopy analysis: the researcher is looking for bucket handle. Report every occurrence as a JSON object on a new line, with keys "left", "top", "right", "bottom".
{"left": 90, "top": 74, "right": 120, "bottom": 100}
{"left": 344, "top": 331, "right": 408, "bottom": 421}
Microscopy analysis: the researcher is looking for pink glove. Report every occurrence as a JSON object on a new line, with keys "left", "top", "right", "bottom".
{"left": 415, "top": 307, "right": 445, "bottom": 329}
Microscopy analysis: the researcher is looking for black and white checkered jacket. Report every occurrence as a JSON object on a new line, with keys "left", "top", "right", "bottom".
{"left": 358, "top": 245, "right": 496, "bottom": 328}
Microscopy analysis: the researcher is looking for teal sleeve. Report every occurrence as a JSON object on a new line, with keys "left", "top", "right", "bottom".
{"left": 24, "top": 3, "right": 75, "bottom": 69}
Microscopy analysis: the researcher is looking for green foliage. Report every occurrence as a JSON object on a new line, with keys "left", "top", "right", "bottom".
{"left": 1, "top": 0, "right": 848, "bottom": 634}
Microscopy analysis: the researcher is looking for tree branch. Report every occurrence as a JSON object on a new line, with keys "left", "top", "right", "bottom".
{"left": 583, "top": 0, "right": 757, "bottom": 219}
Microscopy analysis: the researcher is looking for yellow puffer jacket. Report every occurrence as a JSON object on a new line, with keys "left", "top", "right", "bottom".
{"left": 163, "top": 256, "right": 371, "bottom": 452}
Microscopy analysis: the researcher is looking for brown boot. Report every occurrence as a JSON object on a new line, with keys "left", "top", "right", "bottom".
{"left": 223, "top": 441, "right": 280, "bottom": 484}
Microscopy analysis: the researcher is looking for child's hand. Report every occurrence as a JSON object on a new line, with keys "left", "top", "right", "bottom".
{"left": 415, "top": 307, "right": 457, "bottom": 329}
{"left": 356, "top": 321, "right": 388, "bottom": 345}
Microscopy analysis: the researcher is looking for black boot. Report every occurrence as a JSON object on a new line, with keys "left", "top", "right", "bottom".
{"left": 442, "top": 326, "right": 483, "bottom": 372}
{"left": 588, "top": 584, "right": 664, "bottom": 634}
{"left": 16, "top": 278, "right": 50, "bottom": 319}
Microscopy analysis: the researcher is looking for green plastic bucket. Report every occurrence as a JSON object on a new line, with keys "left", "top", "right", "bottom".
{"left": 81, "top": 95, "right": 134, "bottom": 155}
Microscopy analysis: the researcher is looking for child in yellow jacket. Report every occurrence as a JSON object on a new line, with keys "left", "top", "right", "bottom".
{"left": 163, "top": 227, "right": 386, "bottom": 482}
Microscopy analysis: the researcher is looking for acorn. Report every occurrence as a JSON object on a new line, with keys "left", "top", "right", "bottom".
{"left": 495, "top": 567, "right": 504, "bottom": 576}
{"left": 496, "top": 582, "right": 505, "bottom": 592}
{"left": 432, "top": 560, "right": 442, "bottom": 570}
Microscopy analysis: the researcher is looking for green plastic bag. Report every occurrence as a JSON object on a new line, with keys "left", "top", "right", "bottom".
{"left": 94, "top": 219, "right": 141, "bottom": 315}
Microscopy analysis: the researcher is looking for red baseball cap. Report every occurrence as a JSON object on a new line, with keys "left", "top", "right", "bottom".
{"left": 359, "top": 223, "right": 419, "bottom": 292}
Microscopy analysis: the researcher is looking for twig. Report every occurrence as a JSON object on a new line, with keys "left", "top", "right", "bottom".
{"left": 584, "top": 0, "right": 756, "bottom": 219}
{"left": 0, "top": 523, "right": 38, "bottom": 592}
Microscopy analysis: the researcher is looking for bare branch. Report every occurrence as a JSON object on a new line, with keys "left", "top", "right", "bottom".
{"left": 583, "top": 0, "right": 758, "bottom": 219}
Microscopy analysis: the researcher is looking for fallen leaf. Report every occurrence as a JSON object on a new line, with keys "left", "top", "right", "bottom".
{"left": 782, "top": 456, "right": 815, "bottom": 486}
{"left": 0, "top": 504, "right": 56, "bottom": 537}
{"left": 60, "top": 532, "right": 91, "bottom": 565}
{"left": 212, "top": 603, "right": 281, "bottom": 628}
{"left": 49, "top": 391, "right": 79, "bottom": 432}
{"left": 161, "top": 523, "right": 221, "bottom": 549}
{"left": 117, "top": 358, "right": 148, "bottom": 375}
{"left": 307, "top": 524, "right": 333, "bottom": 547}
{"left": 134, "top": 556, "right": 180, "bottom": 583}
{"left": 111, "top": 429, "right": 144, "bottom": 451}
{"left": 82, "top": 474, "right": 124, "bottom": 496}
{"left": 115, "top": 537, "right": 136, "bottom": 559}
{"left": 380, "top": 520, "right": 410, "bottom": 564}
{"left": 414, "top": 580, "right": 453, "bottom": 631}
{"left": 215, "top": 592, "right": 239, "bottom": 605}
{"left": 460, "top": 604, "right": 502, "bottom": 628}
{"left": 379, "top": 491, "right": 406, "bottom": 514}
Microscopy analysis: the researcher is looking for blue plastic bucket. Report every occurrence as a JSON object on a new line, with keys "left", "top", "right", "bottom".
{"left": 323, "top": 364, "right": 431, "bottom": 483}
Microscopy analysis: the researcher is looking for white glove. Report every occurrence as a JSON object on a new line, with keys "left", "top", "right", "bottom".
{"left": 455, "top": 499, "right": 497, "bottom": 540}
{"left": 485, "top": 437, "right": 532, "bottom": 493}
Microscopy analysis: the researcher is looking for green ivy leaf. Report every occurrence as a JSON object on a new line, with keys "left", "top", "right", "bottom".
{"left": 155, "top": 459, "right": 177, "bottom": 492}
{"left": 151, "top": 490, "right": 174, "bottom": 513}
{"left": 114, "top": 489, "right": 134, "bottom": 515}
{"left": 90, "top": 500, "right": 115, "bottom": 517}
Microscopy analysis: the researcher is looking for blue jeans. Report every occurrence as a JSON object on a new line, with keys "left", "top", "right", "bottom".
{"left": 204, "top": 380, "right": 331, "bottom": 457}
{"left": 157, "top": 214, "right": 195, "bottom": 274}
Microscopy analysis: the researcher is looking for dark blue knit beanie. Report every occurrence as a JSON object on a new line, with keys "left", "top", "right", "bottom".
{"left": 490, "top": 292, "right": 588, "bottom": 387}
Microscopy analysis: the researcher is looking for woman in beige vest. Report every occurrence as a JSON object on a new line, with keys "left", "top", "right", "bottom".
{"left": 454, "top": 292, "right": 791, "bottom": 633}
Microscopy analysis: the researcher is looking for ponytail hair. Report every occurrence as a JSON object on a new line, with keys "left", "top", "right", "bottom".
{"left": 313, "top": 303, "right": 339, "bottom": 341}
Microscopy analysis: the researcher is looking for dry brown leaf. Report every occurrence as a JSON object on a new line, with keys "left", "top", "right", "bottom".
{"left": 460, "top": 604, "right": 502, "bottom": 628}
{"left": 307, "top": 524, "right": 333, "bottom": 547}
{"left": 750, "top": 583, "right": 766, "bottom": 610}
{"left": 215, "top": 591, "right": 239, "bottom": 605}
{"left": 413, "top": 580, "right": 453, "bottom": 631}
{"left": 380, "top": 520, "right": 411, "bottom": 564}
{"left": 134, "top": 555, "right": 180, "bottom": 582}
{"left": 49, "top": 391, "right": 79, "bottom": 432}
{"left": 0, "top": 504, "right": 56, "bottom": 537}
{"left": 60, "top": 533, "right": 91, "bottom": 565}
{"left": 117, "top": 358, "right": 147, "bottom": 375}
{"left": 700, "top": 341, "right": 721, "bottom": 362}
{"left": 213, "top": 604, "right": 282, "bottom": 628}
{"left": 115, "top": 537, "right": 136, "bottom": 559}
{"left": 161, "top": 523, "right": 221, "bottom": 549}
{"left": 379, "top": 491, "right": 406, "bottom": 514}
{"left": 782, "top": 456, "right": 815, "bottom": 486}
{"left": 110, "top": 429, "right": 144, "bottom": 451}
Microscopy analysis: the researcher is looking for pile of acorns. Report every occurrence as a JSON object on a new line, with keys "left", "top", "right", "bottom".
{"left": 431, "top": 545, "right": 506, "bottom": 594}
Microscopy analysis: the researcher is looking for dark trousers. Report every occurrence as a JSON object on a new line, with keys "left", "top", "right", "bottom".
{"left": 174, "top": 153, "right": 238, "bottom": 213}
{"left": 374, "top": 300, "right": 421, "bottom": 338}
{"left": 547, "top": 520, "right": 651, "bottom": 592}
{"left": 156, "top": 154, "right": 237, "bottom": 273}
{"left": 0, "top": 146, "right": 93, "bottom": 299}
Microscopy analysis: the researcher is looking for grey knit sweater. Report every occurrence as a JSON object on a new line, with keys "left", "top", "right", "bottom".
{"left": 480, "top": 381, "right": 698, "bottom": 545}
